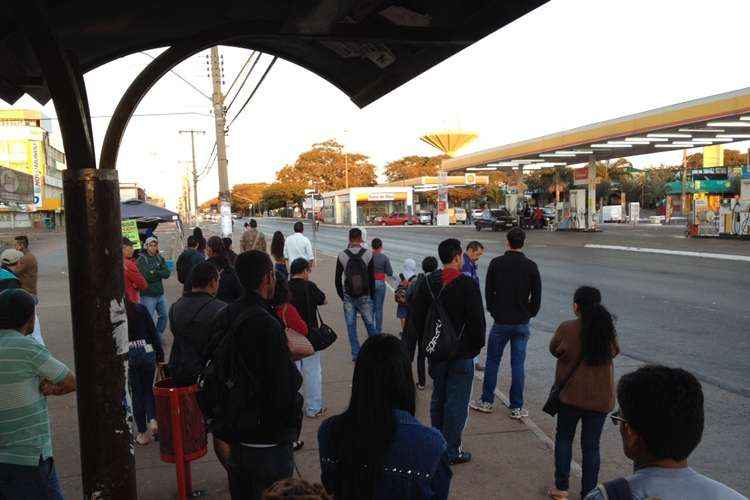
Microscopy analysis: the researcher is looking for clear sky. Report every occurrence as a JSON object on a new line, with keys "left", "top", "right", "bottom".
{"left": 4, "top": 0, "right": 750, "bottom": 210}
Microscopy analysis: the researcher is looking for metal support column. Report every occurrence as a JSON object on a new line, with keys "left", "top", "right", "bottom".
{"left": 10, "top": 1, "right": 136, "bottom": 497}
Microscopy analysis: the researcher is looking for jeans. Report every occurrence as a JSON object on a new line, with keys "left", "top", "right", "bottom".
{"left": 554, "top": 403, "right": 607, "bottom": 498}
{"left": 128, "top": 348, "right": 156, "bottom": 434}
{"left": 342, "top": 294, "right": 378, "bottom": 359}
{"left": 481, "top": 323, "right": 530, "bottom": 409}
{"left": 229, "top": 443, "right": 294, "bottom": 500}
{"left": 0, "top": 457, "right": 64, "bottom": 499}
{"left": 297, "top": 351, "right": 322, "bottom": 416}
{"left": 429, "top": 357, "right": 474, "bottom": 459}
{"left": 372, "top": 280, "right": 387, "bottom": 334}
{"left": 140, "top": 294, "right": 168, "bottom": 349}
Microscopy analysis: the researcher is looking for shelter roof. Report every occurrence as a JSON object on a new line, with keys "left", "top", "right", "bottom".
{"left": 444, "top": 87, "right": 750, "bottom": 173}
{"left": 0, "top": 1, "right": 547, "bottom": 108}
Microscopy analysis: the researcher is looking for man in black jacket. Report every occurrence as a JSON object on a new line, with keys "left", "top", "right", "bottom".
{"left": 471, "top": 227, "right": 541, "bottom": 419}
{"left": 176, "top": 235, "right": 205, "bottom": 293}
{"left": 410, "top": 239, "right": 486, "bottom": 465}
{"left": 211, "top": 250, "right": 302, "bottom": 500}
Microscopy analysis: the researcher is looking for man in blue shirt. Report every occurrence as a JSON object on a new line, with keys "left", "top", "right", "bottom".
{"left": 461, "top": 241, "right": 485, "bottom": 370}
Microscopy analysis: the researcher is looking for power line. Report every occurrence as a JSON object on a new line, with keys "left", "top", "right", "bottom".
{"left": 139, "top": 51, "right": 212, "bottom": 101}
{"left": 46, "top": 111, "right": 211, "bottom": 120}
{"left": 197, "top": 142, "right": 217, "bottom": 180}
{"left": 225, "top": 52, "right": 263, "bottom": 113}
{"left": 224, "top": 51, "right": 256, "bottom": 99}
{"left": 227, "top": 56, "right": 278, "bottom": 129}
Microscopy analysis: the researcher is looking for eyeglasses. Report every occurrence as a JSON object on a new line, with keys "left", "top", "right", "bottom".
{"left": 610, "top": 410, "right": 627, "bottom": 426}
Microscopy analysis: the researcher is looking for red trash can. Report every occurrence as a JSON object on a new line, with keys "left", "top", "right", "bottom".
{"left": 154, "top": 379, "right": 208, "bottom": 499}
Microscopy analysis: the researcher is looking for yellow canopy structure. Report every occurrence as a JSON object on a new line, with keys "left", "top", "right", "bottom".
{"left": 420, "top": 131, "right": 478, "bottom": 157}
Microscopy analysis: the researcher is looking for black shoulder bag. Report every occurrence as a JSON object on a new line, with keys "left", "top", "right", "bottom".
{"left": 542, "top": 356, "right": 583, "bottom": 417}
{"left": 304, "top": 282, "right": 337, "bottom": 351}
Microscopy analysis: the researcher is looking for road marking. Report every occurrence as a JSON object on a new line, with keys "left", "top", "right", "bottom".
{"left": 584, "top": 244, "right": 750, "bottom": 262}
{"left": 473, "top": 372, "right": 582, "bottom": 478}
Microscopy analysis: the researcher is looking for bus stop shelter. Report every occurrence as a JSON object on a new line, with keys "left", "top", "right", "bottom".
{"left": 0, "top": 1, "right": 549, "bottom": 497}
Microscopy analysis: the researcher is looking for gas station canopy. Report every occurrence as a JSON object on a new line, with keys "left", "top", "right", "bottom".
{"left": 0, "top": 1, "right": 548, "bottom": 109}
{"left": 443, "top": 87, "right": 750, "bottom": 173}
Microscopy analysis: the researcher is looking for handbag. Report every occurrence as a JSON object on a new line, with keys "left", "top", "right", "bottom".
{"left": 281, "top": 304, "right": 315, "bottom": 361}
{"left": 542, "top": 357, "right": 583, "bottom": 416}
{"left": 303, "top": 281, "right": 337, "bottom": 351}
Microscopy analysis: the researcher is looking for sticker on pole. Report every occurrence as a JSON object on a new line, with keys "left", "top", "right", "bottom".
{"left": 121, "top": 219, "right": 141, "bottom": 250}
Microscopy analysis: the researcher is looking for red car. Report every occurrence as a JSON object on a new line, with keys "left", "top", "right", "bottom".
{"left": 379, "top": 212, "right": 421, "bottom": 226}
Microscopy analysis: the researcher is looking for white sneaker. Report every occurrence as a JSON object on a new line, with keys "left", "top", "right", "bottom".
{"left": 469, "top": 400, "right": 495, "bottom": 413}
{"left": 509, "top": 408, "right": 529, "bottom": 419}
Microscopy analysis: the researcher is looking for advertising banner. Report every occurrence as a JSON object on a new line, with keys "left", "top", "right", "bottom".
{"left": 573, "top": 166, "right": 589, "bottom": 185}
{"left": 0, "top": 165, "right": 34, "bottom": 203}
{"left": 121, "top": 219, "right": 142, "bottom": 250}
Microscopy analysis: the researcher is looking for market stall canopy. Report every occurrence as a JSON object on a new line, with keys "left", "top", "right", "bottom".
{"left": 121, "top": 198, "right": 180, "bottom": 224}
{"left": 443, "top": 87, "right": 750, "bottom": 173}
{"left": 0, "top": 1, "right": 548, "bottom": 108}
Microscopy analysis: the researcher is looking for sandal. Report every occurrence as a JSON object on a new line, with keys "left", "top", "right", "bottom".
{"left": 293, "top": 440, "right": 304, "bottom": 451}
{"left": 135, "top": 433, "right": 151, "bottom": 446}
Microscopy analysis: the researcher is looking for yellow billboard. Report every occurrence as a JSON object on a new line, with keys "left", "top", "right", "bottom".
{"left": 703, "top": 145, "right": 723, "bottom": 168}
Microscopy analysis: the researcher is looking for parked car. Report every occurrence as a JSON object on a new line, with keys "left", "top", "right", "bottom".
{"left": 380, "top": 212, "right": 421, "bottom": 226}
{"left": 451, "top": 207, "right": 468, "bottom": 224}
{"left": 542, "top": 207, "right": 556, "bottom": 225}
{"left": 471, "top": 208, "right": 485, "bottom": 221}
{"left": 417, "top": 210, "right": 434, "bottom": 225}
{"left": 475, "top": 208, "right": 517, "bottom": 232}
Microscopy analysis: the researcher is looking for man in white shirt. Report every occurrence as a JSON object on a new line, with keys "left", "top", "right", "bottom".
{"left": 284, "top": 221, "right": 314, "bottom": 268}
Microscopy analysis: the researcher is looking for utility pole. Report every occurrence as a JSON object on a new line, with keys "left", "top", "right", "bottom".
{"left": 179, "top": 129, "right": 205, "bottom": 224}
{"left": 210, "top": 46, "right": 232, "bottom": 236}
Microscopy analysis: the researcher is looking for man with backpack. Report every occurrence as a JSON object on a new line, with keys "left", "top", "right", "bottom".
{"left": 334, "top": 227, "right": 378, "bottom": 361}
{"left": 176, "top": 235, "right": 205, "bottom": 293}
{"left": 586, "top": 365, "right": 746, "bottom": 500}
{"left": 202, "top": 250, "right": 302, "bottom": 500}
{"left": 471, "top": 227, "right": 540, "bottom": 420}
{"left": 410, "top": 239, "right": 486, "bottom": 465}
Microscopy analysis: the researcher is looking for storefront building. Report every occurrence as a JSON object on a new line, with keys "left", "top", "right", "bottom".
{"left": 319, "top": 186, "right": 413, "bottom": 225}
{"left": 0, "top": 109, "right": 66, "bottom": 229}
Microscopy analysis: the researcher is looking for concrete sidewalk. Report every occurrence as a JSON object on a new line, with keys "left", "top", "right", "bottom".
{"left": 47, "top": 252, "right": 586, "bottom": 499}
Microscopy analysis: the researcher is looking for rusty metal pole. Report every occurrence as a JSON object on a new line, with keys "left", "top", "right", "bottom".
{"left": 10, "top": 2, "right": 136, "bottom": 498}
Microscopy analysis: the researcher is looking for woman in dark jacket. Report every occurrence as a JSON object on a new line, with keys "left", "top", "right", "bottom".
{"left": 193, "top": 227, "right": 206, "bottom": 257}
{"left": 206, "top": 236, "right": 243, "bottom": 303}
{"left": 318, "top": 334, "right": 452, "bottom": 500}
{"left": 271, "top": 231, "right": 288, "bottom": 281}
{"left": 125, "top": 298, "right": 164, "bottom": 445}
{"left": 547, "top": 286, "right": 620, "bottom": 500}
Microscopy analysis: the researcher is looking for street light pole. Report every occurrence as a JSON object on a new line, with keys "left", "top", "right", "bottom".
{"left": 210, "top": 46, "right": 231, "bottom": 236}
{"left": 179, "top": 129, "right": 205, "bottom": 223}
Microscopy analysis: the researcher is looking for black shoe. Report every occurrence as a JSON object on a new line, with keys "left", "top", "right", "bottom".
{"left": 448, "top": 451, "right": 472, "bottom": 465}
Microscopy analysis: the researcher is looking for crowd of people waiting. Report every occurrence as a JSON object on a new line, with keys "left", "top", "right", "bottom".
{"left": 0, "top": 222, "right": 746, "bottom": 500}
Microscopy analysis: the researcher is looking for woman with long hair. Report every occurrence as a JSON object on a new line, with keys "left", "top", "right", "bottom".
{"left": 206, "top": 236, "right": 242, "bottom": 303}
{"left": 547, "top": 286, "right": 620, "bottom": 500}
{"left": 318, "top": 335, "right": 452, "bottom": 500}
{"left": 193, "top": 227, "right": 206, "bottom": 256}
{"left": 271, "top": 231, "right": 288, "bottom": 280}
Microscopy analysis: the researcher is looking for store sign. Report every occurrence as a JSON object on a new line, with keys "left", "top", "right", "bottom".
{"left": 44, "top": 174, "right": 63, "bottom": 188}
{"left": 464, "top": 173, "right": 477, "bottom": 185}
{"left": 573, "top": 166, "right": 590, "bottom": 185}
{"left": 368, "top": 192, "right": 395, "bottom": 201}
{"left": 0, "top": 165, "right": 34, "bottom": 203}
{"left": 30, "top": 142, "right": 43, "bottom": 208}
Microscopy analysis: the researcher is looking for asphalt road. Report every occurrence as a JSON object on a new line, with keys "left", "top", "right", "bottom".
{"left": 247, "top": 218, "right": 750, "bottom": 495}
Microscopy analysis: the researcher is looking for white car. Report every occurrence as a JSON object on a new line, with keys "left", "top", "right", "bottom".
{"left": 453, "top": 207, "right": 467, "bottom": 224}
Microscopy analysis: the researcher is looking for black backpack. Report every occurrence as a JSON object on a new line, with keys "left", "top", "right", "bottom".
{"left": 421, "top": 276, "right": 463, "bottom": 363}
{"left": 344, "top": 248, "right": 369, "bottom": 298}
{"left": 197, "top": 307, "right": 263, "bottom": 441}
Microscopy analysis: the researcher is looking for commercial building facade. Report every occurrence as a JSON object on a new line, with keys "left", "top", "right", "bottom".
{"left": 319, "top": 186, "right": 413, "bottom": 225}
{"left": 0, "top": 109, "right": 66, "bottom": 229}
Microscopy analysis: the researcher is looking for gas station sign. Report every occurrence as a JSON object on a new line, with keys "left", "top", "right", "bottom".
{"left": 573, "top": 166, "right": 590, "bottom": 185}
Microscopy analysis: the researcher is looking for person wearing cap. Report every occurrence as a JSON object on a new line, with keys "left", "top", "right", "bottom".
{"left": 0, "top": 289, "right": 76, "bottom": 498}
{"left": 14, "top": 236, "right": 37, "bottom": 296}
{"left": 0, "top": 249, "right": 23, "bottom": 291}
{"left": 123, "top": 237, "right": 147, "bottom": 303}
{"left": 137, "top": 236, "right": 171, "bottom": 350}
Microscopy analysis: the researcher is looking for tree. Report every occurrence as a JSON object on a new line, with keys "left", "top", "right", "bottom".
{"left": 231, "top": 182, "right": 268, "bottom": 214}
{"left": 383, "top": 155, "right": 446, "bottom": 182}
{"left": 724, "top": 149, "right": 748, "bottom": 167}
{"left": 276, "top": 139, "right": 376, "bottom": 192}
{"left": 261, "top": 183, "right": 304, "bottom": 211}
{"left": 484, "top": 185, "right": 504, "bottom": 207}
